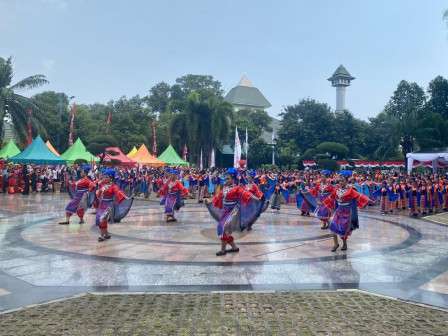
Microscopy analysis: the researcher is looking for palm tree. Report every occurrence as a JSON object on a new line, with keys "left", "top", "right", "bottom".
{"left": 372, "top": 108, "right": 444, "bottom": 169}
{"left": 0, "top": 56, "right": 49, "bottom": 144}
{"left": 170, "top": 90, "right": 233, "bottom": 165}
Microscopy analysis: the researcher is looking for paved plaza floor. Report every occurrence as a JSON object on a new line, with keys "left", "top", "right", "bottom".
{"left": 1, "top": 192, "right": 448, "bottom": 334}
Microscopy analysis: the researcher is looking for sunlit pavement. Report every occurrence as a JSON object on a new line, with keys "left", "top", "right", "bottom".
{"left": 1, "top": 192, "right": 448, "bottom": 312}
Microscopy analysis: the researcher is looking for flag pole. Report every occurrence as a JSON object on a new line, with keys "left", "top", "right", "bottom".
{"left": 68, "top": 102, "right": 76, "bottom": 148}
{"left": 106, "top": 110, "right": 111, "bottom": 135}
{"left": 245, "top": 127, "right": 248, "bottom": 169}
{"left": 152, "top": 120, "right": 157, "bottom": 157}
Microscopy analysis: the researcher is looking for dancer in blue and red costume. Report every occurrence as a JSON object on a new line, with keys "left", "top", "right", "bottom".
{"left": 158, "top": 169, "right": 192, "bottom": 222}
{"left": 309, "top": 170, "right": 335, "bottom": 230}
{"left": 373, "top": 180, "right": 399, "bottom": 215}
{"left": 298, "top": 179, "right": 313, "bottom": 216}
{"left": 324, "top": 171, "right": 370, "bottom": 252}
{"left": 419, "top": 180, "right": 432, "bottom": 215}
{"left": 205, "top": 168, "right": 261, "bottom": 256}
{"left": 244, "top": 170, "right": 263, "bottom": 198}
{"left": 407, "top": 179, "right": 421, "bottom": 217}
{"left": 59, "top": 165, "right": 96, "bottom": 225}
{"left": 96, "top": 169, "right": 133, "bottom": 241}
{"left": 244, "top": 170, "right": 267, "bottom": 231}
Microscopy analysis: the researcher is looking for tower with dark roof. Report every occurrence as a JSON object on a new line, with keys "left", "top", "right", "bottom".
{"left": 224, "top": 75, "right": 271, "bottom": 111}
{"left": 327, "top": 65, "right": 355, "bottom": 112}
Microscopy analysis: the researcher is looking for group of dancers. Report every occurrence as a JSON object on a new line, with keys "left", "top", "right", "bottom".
{"left": 59, "top": 164, "right": 447, "bottom": 254}
{"left": 59, "top": 166, "right": 133, "bottom": 241}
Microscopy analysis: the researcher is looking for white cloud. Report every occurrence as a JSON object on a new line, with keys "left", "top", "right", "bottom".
{"left": 43, "top": 59, "right": 55, "bottom": 72}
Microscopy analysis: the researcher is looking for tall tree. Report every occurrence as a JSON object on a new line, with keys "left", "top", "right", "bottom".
{"left": 278, "top": 98, "right": 335, "bottom": 154}
{"left": 370, "top": 80, "right": 446, "bottom": 162}
{"left": 247, "top": 138, "right": 272, "bottom": 168}
{"left": 108, "top": 95, "right": 155, "bottom": 153}
{"left": 86, "top": 135, "right": 119, "bottom": 164}
{"left": 148, "top": 81, "right": 171, "bottom": 114}
{"left": 367, "top": 112, "right": 402, "bottom": 160}
{"left": 170, "top": 90, "right": 233, "bottom": 165}
{"left": 0, "top": 56, "right": 49, "bottom": 144}
{"left": 427, "top": 75, "right": 448, "bottom": 119}
{"left": 32, "top": 91, "right": 71, "bottom": 152}
{"left": 333, "top": 110, "right": 367, "bottom": 158}
{"left": 382, "top": 80, "right": 426, "bottom": 158}
{"left": 233, "top": 108, "right": 272, "bottom": 141}
{"left": 175, "top": 74, "right": 224, "bottom": 98}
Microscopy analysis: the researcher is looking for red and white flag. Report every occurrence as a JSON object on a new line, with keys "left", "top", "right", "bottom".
{"left": 210, "top": 148, "right": 215, "bottom": 168}
{"left": 106, "top": 110, "right": 111, "bottom": 135}
{"left": 182, "top": 144, "right": 187, "bottom": 161}
{"left": 68, "top": 102, "right": 76, "bottom": 147}
{"left": 152, "top": 119, "right": 157, "bottom": 157}
{"left": 233, "top": 127, "right": 241, "bottom": 168}
{"left": 24, "top": 98, "right": 33, "bottom": 148}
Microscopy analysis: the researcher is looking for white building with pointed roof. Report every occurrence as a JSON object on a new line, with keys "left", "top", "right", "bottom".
{"left": 224, "top": 75, "right": 272, "bottom": 111}
{"left": 223, "top": 75, "right": 279, "bottom": 149}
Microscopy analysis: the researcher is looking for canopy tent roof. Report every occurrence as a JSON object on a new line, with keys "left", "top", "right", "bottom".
{"left": 157, "top": 145, "right": 188, "bottom": 166}
{"left": 406, "top": 149, "right": 448, "bottom": 172}
{"left": 8, "top": 136, "right": 66, "bottom": 164}
{"left": 101, "top": 147, "right": 135, "bottom": 166}
{"left": 45, "top": 140, "right": 60, "bottom": 156}
{"left": 0, "top": 139, "right": 21, "bottom": 159}
{"left": 131, "top": 144, "right": 165, "bottom": 167}
{"left": 60, "top": 138, "right": 99, "bottom": 165}
{"left": 127, "top": 146, "right": 137, "bottom": 158}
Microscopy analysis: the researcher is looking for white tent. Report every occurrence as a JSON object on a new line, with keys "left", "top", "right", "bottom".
{"left": 406, "top": 150, "right": 448, "bottom": 172}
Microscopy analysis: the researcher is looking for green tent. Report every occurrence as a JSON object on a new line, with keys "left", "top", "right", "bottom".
{"left": 158, "top": 144, "right": 188, "bottom": 166}
{"left": 60, "top": 138, "right": 99, "bottom": 165}
{"left": 8, "top": 136, "right": 66, "bottom": 164}
{"left": 0, "top": 139, "right": 21, "bottom": 159}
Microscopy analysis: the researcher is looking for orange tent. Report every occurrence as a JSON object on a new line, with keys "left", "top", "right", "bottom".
{"left": 131, "top": 144, "right": 165, "bottom": 167}
{"left": 46, "top": 140, "right": 60, "bottom": 156}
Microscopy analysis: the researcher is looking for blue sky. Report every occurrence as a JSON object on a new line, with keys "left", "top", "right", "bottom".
{"left": 1, "top": 0, "right": 448, "bottom": 120}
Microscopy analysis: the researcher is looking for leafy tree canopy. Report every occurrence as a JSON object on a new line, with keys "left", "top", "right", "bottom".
{"left": 0, "top": 56, "right": 49, "bottom": 144}
{"left": 427, "top": 75, "right": 448, "bottom": 119}
{"left": 247, "top": 138, "right": 272, "bottom": 168}
{"left": 175, "top": 74, "right": 224, "bottom": 98}
{"left": 278, "top": 98, "right": 335, "bottom": 154}
{"left": 317, "top": 159, "right": 340, "bottom": 172}
{"left": 86, "top": 135, "right": 119, "bottom": 164}
{"left": 316, "top": 142, "right": 349, "bottom": 160}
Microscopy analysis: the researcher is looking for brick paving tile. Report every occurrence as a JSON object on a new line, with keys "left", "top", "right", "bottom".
{"left": 1, "top": 291, "right": 448, "bottom": 336}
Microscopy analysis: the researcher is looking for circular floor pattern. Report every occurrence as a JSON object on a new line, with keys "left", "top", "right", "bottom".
{"left": 16, "top": 205, "right": 420, "bottom": 265}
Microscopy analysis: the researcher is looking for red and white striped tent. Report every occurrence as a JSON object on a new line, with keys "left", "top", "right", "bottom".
{"left": 302, "top": 160, "right": 406, "bottom": 168}
{"left": 337, "top": 160, "right": 350, "bottom": 168}
{"left": 412, "top": 160, "right": 447, "bottom": 169}
{"left": 303, "top": 160, "right": 317, "bottom": 167}
{"left": 353, "top": 161, "right": 404, "bottom": 168}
